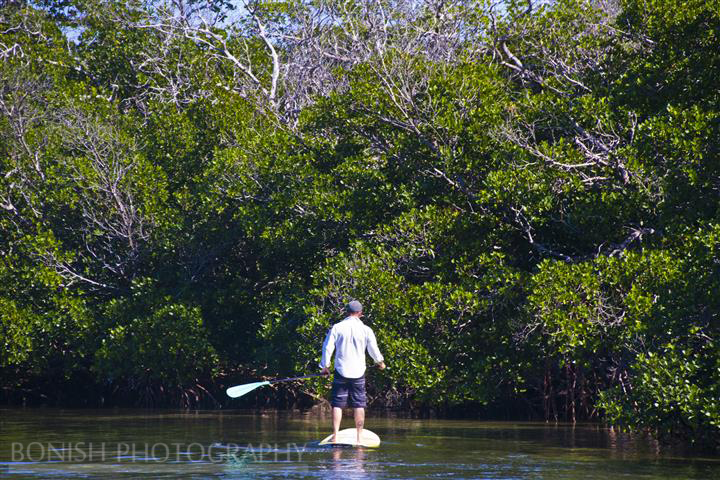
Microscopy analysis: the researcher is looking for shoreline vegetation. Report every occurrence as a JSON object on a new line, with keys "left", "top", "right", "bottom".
{"left": 1, "top": 0, "right": 718, "bottom": 451}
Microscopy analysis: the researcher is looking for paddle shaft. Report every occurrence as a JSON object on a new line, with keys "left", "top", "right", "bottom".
{"left": 270, "top": 372, "right": 329, "bottom": 384}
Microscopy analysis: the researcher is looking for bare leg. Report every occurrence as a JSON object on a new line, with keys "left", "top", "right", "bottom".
{"left": 354, "top": 407, "right": 365, "bottom": 444}
{"left": 331, "top": 407, "right": 342, "bottom": 442}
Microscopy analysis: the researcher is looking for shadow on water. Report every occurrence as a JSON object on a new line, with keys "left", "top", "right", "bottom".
{"left": 0, "top": 408, "right": 718, "bottom": 478}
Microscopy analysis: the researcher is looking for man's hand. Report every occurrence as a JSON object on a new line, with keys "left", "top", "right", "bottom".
{"left": 321, "top": 367, "right": 330, "bottom": 375}
{"left": 377, "top": 361, "right": 386, "bottom": 370}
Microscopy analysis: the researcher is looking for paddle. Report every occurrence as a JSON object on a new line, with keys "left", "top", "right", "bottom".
{"left": 226, "top": 372, "right": 329, "bottom": 398}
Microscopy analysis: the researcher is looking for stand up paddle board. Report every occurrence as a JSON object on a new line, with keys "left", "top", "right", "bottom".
{"left": 319, "top": 428, "right": 381, "bottom": 448}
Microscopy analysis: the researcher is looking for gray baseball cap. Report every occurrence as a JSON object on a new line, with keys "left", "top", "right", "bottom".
{"left": 346, "top": 300, "right": 363, "bottom": 313}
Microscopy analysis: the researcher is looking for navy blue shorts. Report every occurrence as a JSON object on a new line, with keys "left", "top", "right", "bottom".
{"left": 331, "top": 373, "right": 367, "bottom": 408}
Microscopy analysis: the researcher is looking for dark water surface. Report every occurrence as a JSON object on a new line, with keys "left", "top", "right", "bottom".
{"left": 1, "top": 408, "right": 718, "bottom": 478}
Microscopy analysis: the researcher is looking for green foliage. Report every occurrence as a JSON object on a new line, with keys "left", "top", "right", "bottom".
{"left": 599, "top": 341, "right": 720, "bottom": 448}
{"left": 1, "top": 0, "right": 719, "bottom": 448}
{"left": 618, "top": 0, "right": 720, "bottom": 110}
{"left": 94, "top": 283, "right": 218, "bottom": 390}
{"left": 529, "top": 250, "right": 683, "bottom": 354}
{"left": 0, "top": 298, "right": 37, "bottom": 367}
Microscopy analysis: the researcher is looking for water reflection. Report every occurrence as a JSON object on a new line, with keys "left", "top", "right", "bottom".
{"left": 328, "top": 446, "right": 368, "bottom": 478}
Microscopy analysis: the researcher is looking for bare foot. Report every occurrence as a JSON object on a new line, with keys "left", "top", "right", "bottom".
{"left": 330, "top": 434, "right": 337, "bottom": 443}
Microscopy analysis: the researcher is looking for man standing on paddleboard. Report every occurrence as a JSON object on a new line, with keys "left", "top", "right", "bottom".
{"left": 320, "top": 300, "right": 386, "bottom": 444}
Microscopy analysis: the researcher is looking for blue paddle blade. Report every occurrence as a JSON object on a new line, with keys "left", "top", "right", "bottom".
{"left": 226, "top": 381, "right": 271, "bottom": 398}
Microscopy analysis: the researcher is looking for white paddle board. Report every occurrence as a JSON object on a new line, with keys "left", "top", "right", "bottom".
{"left": 319, "top": 428, "right": 381, "bottom": 448}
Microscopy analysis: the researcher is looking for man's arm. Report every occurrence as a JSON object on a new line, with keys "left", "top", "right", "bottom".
{"left": 319, "top": 326, "right": 336, "bottom": 374}
{"left": 366, "top": 327, "right": 385, "bottom": 369}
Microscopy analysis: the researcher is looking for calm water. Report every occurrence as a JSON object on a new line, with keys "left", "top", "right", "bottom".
{"left": 1, "top": 408, "right": 718, "bottom": 478}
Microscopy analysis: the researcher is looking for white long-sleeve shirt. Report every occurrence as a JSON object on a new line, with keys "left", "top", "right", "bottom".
{"left": 319, "top": 316, "right": 384, "bottom": 379}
